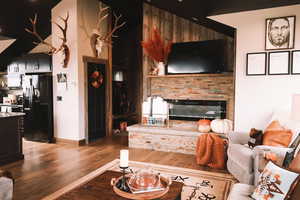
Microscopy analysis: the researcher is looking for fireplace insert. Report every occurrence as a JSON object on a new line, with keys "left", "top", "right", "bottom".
{"left": 166, "top": 99, "right": 226, "bottom": 121}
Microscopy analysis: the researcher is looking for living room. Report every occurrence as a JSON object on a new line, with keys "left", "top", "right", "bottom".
{"left": 1, "top": 0, "right": 300, "bottom": 199}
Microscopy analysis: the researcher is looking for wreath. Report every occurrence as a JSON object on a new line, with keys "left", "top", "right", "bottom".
{"left": 90, "top": 70, "right": 104, "bottom": 88}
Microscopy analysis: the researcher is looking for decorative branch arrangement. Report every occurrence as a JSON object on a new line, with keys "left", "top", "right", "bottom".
{"left": 25, "top": 13, "right": 70, "bottom": 68}
{"left": 90, "top": 6, "right": 126, "bottom": 58}
{"left": 141, "top": 27, "right": 172, "bottom": 63}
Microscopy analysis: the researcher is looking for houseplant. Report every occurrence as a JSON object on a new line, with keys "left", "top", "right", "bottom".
{"left": 141, "top": 28, "right": 172, "bottom": 75}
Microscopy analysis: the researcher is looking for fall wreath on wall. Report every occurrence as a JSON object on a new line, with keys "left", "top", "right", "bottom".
{"left": 90, "top": 70, "right": 104, "bottom": 88}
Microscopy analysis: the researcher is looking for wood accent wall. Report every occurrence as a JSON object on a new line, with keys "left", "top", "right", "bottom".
{"left": 142, "top": 3, "right": 235, "bottom": 100}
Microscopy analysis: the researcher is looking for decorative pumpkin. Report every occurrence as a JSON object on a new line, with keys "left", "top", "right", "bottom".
{"left": 198, "top": 119, "right": 211, "bottom": 133}
{"left": 211, "top": 119, "right": 233, "bottom": 134}
{"left": 90, "top": 70, "right": 104, "bottom": 88}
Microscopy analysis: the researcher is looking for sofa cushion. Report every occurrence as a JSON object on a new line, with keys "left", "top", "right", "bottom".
{"left": 263, "top": 120, "right": 292, "bottom": 147}
{"left": 227, "top": 183, "right": 254, "bottom": 200}
{"left": 228, "top": 144, "right": 254, "bottom": 173}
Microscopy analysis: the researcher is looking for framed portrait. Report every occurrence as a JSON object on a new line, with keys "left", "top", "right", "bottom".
{"left": 246, "top": 52, "right": 267, "bottom": 76}
{"left": 268, "top": 51, "right": 290, "bottom": 75}
{"left": 265, "top": 16, "right": 296, "bottom": 50}
{"left": 291, "top": 50, "right": 300, "bottom": 74}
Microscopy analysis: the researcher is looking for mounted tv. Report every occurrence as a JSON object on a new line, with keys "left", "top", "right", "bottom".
{"left": 166, "top": 40, "right": 227, "bottom": 74}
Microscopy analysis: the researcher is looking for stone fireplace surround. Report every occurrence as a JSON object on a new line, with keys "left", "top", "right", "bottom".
{"left": 128, "top": 74, "right": 234, "bottom": 154}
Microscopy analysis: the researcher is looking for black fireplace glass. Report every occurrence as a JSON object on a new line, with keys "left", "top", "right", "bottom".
{"left": 166, "top": 99, "right": 226, "bottom": 121}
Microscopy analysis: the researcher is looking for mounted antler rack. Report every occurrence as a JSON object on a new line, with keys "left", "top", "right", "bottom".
{"left": 90, "top": 6, "right": 126, "bottom": 58}
{"left": 25, "top": 13, "right": 70, "bottom": 68}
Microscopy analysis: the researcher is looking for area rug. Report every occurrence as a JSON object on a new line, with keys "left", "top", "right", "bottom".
{"left": 43, "top": 159, "right": 236, "bottom": 200}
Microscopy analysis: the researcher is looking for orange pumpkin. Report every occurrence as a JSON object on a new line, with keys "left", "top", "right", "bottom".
{"left": 198, "top": 119, "right": 211, "bottom": 133}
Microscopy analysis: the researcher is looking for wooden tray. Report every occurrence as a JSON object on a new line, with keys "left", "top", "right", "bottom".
{"left": 111, "top": 176, "right": 171, "bottom": 200}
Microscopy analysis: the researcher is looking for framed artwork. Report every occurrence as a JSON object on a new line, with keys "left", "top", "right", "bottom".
{"left": 291, "top": 50, "right": 300, "bottom": 74}
{"left": 265, "top": 16, "right": 296, "bottom": 50}
{"left": 246, "top": 52, "right": 267, "bottom": 76}
{"left": 268, "top": 51, "right": 290, "bottom": 75}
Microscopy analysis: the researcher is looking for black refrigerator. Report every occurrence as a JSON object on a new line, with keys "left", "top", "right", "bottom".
{"left": 22, "top": 73, "right": 53, "bottom": 142}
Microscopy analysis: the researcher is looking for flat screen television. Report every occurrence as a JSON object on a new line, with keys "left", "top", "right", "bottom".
{"left": 166, "top": 40, "right": 227, "bottom": 74}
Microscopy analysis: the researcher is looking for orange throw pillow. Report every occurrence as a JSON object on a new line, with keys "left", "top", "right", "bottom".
{"left": 263, "top": 130, "right": 292, "bottom": 147}
{"left": 263, "top": 120, "right": 292, "bottom": 147}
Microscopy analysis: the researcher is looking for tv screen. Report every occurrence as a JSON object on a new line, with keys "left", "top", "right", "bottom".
{"left": 166, "top": 40, "right": 226, "bottom": 74}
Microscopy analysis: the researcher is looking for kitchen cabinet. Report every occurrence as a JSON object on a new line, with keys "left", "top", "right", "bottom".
{"left": 0, "top": 113, "right": 24, "bottom": 165}
{"left": 7, "top": 53, "right": 52, "bottom": 74}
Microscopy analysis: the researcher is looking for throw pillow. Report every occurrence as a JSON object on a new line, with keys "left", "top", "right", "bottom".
{"left": 251, "top": 161, "right": 299, "bottom": 200}
{"left": 263, "top": 130, "right": 293, "bottom": 147}
{"left": 248, "top": 128, "right": 263, "bottom": 148}
{"left": 263, "top": 120, "right": 292, "bottom": 147}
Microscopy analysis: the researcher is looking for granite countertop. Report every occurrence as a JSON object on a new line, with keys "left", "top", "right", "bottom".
{"left": 0, "top": 112, "right": 25, "bottom": 118}
{"left": 0, "top": 104, "right": 23, "bottom": 107}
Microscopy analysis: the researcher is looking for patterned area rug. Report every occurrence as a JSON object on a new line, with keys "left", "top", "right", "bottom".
{"left": 43, "top": 159, "right": 236, "bottom": 200}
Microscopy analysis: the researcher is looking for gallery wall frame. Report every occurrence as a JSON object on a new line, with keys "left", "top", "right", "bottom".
{"left": 246, "top": 52, "right": 267, "bottom": 76}
{"left": 265, "top": 15, "right": 296, "bottom": 51}
{"left": 268, "top": 51, "right": 290, "bottom": 75}
{"left": 291, "top": 50, "right": 300, "bottom": 75}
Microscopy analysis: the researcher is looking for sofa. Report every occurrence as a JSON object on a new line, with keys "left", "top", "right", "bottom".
{"left": 0, "top": 170, "right": 13, "bottom": 200}
{"left": 227, "top": 131, "right": 292, "bottom": 185}
{"left": 227, "top": 110, "right": 300, "bottom": 185}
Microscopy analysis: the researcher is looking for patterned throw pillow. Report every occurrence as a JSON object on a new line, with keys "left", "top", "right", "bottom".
{"left": 251, "top": 161, "right": 299, "bottom": 200}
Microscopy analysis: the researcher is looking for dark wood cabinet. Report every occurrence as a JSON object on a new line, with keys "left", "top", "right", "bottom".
{"left": 0, "top": 115, "right": 24, "bottom": 165}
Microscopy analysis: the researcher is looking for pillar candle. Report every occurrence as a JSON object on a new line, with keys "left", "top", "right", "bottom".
{"left": 120, "top": 149, "right": 129, "bottom": 168}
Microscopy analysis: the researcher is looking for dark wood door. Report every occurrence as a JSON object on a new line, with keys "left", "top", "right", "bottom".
{"left": 87, "top": 62, "right": 106, "bottom": 142}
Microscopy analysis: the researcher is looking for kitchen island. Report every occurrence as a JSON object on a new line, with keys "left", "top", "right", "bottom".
{"left": 0, "top": 112, "right": 25, "bottom": 165}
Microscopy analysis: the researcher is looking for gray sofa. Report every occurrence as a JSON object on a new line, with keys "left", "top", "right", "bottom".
{"left": 227, "top": 131, "right": 292, "bottom": 185}
{"left": 0, "top": 177, "right": 13, "bottom": 200}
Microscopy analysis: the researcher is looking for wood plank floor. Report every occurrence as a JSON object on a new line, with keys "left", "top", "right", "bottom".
{"left": 1, "top": 137, "right": 229, "bottom": 200}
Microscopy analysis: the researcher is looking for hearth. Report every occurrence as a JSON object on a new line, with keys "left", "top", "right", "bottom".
{"left": 166, "top": 99, "right": 226, "bottom": 121}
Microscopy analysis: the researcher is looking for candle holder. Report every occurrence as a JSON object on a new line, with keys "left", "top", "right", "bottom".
{"left": 116, "top": 166, "right": 130, "bottom": 192}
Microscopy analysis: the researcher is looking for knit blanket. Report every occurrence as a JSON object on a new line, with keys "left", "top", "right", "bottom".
{"left": 196, "top": 133, "right": 226, "bottom": 169}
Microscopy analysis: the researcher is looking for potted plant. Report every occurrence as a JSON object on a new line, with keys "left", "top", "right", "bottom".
{"left": 141, "top": 28, "right": 172, "bottom": 75}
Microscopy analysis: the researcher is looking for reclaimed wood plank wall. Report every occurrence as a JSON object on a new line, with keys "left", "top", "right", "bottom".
{"left": 142, "top": 3, "right": 235, "bottom": 100}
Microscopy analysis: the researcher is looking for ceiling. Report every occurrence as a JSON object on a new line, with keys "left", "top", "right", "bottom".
{"left": 0, "top": 0, "right": 299, "bottom": 71}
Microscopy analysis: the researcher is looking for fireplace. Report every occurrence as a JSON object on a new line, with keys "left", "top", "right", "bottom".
{"left": 166, "top": 99, "right": 226, "bottom": 121}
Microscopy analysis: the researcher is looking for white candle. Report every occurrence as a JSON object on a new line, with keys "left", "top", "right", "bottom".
{"left": 120, "top": 149, "right": 129, "bottom": 168}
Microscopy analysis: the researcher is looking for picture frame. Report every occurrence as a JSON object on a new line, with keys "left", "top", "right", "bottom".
{"left": 246, "top": 52, "right": 267, "bottom": 76}
{"left": 265, "top": 16, "right": 296, "bottom": 50}
{"left": 291, "top": 50, "right": 300, "bottom": 75}
{"left": 268, "top": 51, "right": 290, "bottom": 75}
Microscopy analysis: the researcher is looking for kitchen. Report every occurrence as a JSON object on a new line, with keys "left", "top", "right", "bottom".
{"left": 0, "top": 53, "right": 53, "bottom": 165}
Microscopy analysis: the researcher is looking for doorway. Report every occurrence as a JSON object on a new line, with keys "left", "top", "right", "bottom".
{"left": 83, "top": 57, "right": 108, "bottom": 143}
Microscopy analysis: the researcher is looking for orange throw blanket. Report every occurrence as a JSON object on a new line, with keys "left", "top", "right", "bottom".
{"left": 196, "top": 133, "right": 226, "bottom": 169}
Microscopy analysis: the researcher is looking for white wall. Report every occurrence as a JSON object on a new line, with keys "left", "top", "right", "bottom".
{"left": 52, "top": 0, "right": 80, "bottom": 140}
{"left": 52, "top": 0, "right": 109, "bottom": 141}
{"left": 210, "top": 5, "right": 300, "bottom": 132}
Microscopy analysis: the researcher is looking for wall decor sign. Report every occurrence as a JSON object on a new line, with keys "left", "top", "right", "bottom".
{"left": 57, "top": 73, "right": 67, "bottom": 91}
{"left": 268, "top": 51, "right": 290, "bottom": 75}
{"left": 246, "top": 52, "right": 267, "bottom": 76}
{"left": 265, "top": 16, "right": 296, "bottom": 50}
{"left": 291, "top": 50, "right": 300, "bottom": 74}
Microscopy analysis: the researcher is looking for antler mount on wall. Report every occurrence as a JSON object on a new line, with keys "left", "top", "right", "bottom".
{"left": 25, "top": 13, "right": 70, "bottom": 68}
{"left": 90, "top": 6, "right": 126, "bottom": 58}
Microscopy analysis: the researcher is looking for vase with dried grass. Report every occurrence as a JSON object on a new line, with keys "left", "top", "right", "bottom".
{"left": 141, "top": 28, "right": 172, "bottom": 75}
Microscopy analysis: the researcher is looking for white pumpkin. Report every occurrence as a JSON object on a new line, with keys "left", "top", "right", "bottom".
{"left": 211, "top": 119, "right": 233, "bottom": 134}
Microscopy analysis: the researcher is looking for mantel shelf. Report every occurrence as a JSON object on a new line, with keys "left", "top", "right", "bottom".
{"left": 147, "top": 73, "right": 233, "bottom": 78}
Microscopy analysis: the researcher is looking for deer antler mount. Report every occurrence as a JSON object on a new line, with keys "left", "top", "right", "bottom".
{"left": 26, "top": 13, "right": 70, "bottom": 68}
{"left": 90, "top": 7, "right": 126, "bottom": 58}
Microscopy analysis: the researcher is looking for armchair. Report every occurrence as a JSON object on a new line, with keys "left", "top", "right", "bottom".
{"left": 0, "top": 170, "right": 13, "bottom": 200}
{"left": 227, "top": 131, "right": 292, "bottom": 185}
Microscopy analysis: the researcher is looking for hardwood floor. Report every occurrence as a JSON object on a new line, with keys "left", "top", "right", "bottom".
{"left": 1, "top": 137, "right": 229, "bottom": 200}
